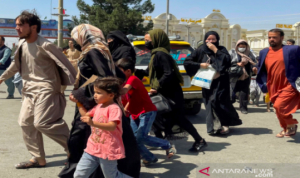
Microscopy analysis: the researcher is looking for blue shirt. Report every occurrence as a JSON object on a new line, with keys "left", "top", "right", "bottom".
{"left": 0, "top": 48, "right": 12, "bottom": 64}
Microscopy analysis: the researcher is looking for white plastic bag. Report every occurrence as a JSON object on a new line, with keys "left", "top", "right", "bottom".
{"left": 250, "top": 76, "right": 261, "bottom": 100}
{"left": 191, "top": 65, "right": 216, "bottom": 89}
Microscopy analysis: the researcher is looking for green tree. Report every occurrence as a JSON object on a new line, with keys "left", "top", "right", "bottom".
{"left": 74, "top": 0, "right": 155, "bottom": 36}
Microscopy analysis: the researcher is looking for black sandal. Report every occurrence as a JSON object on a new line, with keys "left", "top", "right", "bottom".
{"left": 141, "top": 158, "right": 158, "bottom": 167}
{"left": 189, "top": 139, "right": 208, "bottom": 152}
{"left": 15, "top": 160, "right": 46, "bottom": 169}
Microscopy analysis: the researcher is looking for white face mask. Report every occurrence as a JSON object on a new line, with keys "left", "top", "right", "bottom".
{"left": 238, "top": 48, "right": 246, "bottom": 52}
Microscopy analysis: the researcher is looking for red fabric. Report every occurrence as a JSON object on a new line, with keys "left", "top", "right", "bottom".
{"left": 273, "top": 86, "right": 300, "bottom": 129}
{"left": 265, "top": 47, "right": 299, "bottom": 129}
{"left": 265, "top": 47, "right": 289, "bottom": 102}
{"left": 122, "top": 76, "right": 157, "bottom": 120}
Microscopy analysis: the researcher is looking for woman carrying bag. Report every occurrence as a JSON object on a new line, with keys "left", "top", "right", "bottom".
{"left": 229, "top": 40, "right": 257, "bottom": 114}
{"left": 59, "top": 24, "right": 140, "bottom": 178}
{"left": 135, "top": 29, "right": 206, "bottom": 152}
{"left": 184, "top": 31, "right": 242, "bottom": 135}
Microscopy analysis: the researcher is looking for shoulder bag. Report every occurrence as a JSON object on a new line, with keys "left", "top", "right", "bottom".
{"left": 150, "top": 93, "right": 174, "bottom": 114}
{"left": 229, "top": 63, "right": 243, "bottom": 78}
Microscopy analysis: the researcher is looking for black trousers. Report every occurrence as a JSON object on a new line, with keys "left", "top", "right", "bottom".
{"left": 234, "top": 78, "right": 251, "bottom": 111}
{"left": 155, "top": 108, "right": 202, "bottom": 142}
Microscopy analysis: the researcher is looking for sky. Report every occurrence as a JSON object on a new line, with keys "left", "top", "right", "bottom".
{"left": 1, "top": 0, "right": 300, "bottom": 47}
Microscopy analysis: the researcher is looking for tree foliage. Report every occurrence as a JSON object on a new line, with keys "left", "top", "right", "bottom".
{"left": 73, "top": 0, "right": 155, "bottom": 36}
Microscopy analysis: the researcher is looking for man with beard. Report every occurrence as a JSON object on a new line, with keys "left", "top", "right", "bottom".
{"left": 256, "top": 29, "right": 300, "bottom": 138}
{"left": 0, "top": 10, "right": 77, "bottom": 168}
{"left": 0, "top": 36, "right": 15, "bottom": 99}
{"left": 61, "top": 39, "right": 81, "bottom": 94}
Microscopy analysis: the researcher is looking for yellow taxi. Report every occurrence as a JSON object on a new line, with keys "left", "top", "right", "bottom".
{"left": 128, "top": 35, "right": 203, "bottom": 115}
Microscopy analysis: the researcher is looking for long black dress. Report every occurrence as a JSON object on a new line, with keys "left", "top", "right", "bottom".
{"left": 184, "top": 46, "right": 242, "bottom": 134}
{"left": 135, "top": 51, "right": 202, "bottom": 141}
{"left": 58, "top": 49, "right": 141, "bottom": 178}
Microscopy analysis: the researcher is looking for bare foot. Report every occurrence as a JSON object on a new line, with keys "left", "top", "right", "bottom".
{"left": 32, "top": 157, "right": 46, "bottom": 166}
{"left": 166, "top": 147, "right": 176, "bottom": 159}
{"left": 220, "top": 126, "right": 230, "bottom": 134}
{"left": 276, "top": 130, "right": 286, "bottom": 138}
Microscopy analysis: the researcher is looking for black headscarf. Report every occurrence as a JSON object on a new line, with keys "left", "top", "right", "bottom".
{"left": 202, "top": 31, "right": 221, "bottom": 55}
{"left": 107, "top": 30, "right": 136, "bottom": 63}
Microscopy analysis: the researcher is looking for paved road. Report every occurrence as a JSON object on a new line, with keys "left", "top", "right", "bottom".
{"left": 0, "top": 85, "right": 299, "bottom": 178}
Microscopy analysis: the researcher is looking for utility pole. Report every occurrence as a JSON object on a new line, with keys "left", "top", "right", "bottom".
{"left": 58, "top": 0, "right": 63, "bottom": 48}
{"left": 185, "top": 25, "right": 191, "bottom": 43}
{"left": 52, "top": 0, "right": 69, "bottom": 47}
{"left": 51, "top": 0, "right": 53, "bottom": 19}
{"left": 166, "top": 0, "right": 169, "bottom": 36}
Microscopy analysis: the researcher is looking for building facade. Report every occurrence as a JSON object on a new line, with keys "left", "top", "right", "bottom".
{"left": 144, "top": 11, "right": 300, "bottom": 54}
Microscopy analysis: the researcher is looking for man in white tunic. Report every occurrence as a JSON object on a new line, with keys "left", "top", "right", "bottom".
{"left": 0, "top": 11, "right": 77, "bottom": 169}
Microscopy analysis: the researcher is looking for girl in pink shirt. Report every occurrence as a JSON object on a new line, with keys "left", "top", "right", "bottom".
{"left": 74, "top": 77, "right": 132, "bottom": 178}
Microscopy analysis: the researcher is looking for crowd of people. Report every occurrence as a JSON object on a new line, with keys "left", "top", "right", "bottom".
{"left": 0, "top": 10, "right": 299, "bottom": 178}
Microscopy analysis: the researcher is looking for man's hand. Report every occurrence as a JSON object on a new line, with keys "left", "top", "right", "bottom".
{"left": 206, "top": 42, "right": 218, "bottom": 53}
{"left": 69, "top": 93, "right": 78, "bottom": 103}
{"left": 200, "top": 63, "right": 209, "bottom": 69}
{"left": 253, "top": 67, "right": 258, "bottom": 74}
{"left": 150, "top": 89, "right": 157, "bottom": 95}
{"left": 80, "top": 116, "right": 93, "bottom": 126}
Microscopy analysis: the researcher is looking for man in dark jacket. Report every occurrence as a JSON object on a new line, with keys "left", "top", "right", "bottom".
{"left": 256, "top": 28, "right": 300, "bottom": 138}
{"left": 0, "top": 36, "right": 15, "bottom": 99}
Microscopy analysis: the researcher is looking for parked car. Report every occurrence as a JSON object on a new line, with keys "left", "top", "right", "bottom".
{"left": 129, "top": 35, "right": 203, "bottom": 115}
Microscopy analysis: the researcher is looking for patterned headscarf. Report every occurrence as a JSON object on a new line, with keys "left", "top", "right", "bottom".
{"left": 71, "top": 24, "right": 116, "bottom": 76}
{"left": 235, "top": 39, "right": 256, "bottom": 80}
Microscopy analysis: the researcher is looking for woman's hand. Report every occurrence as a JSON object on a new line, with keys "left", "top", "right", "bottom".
{"left": 150, "top": 89, "right": 157, "bottom": 95}
{"left": 69, "top": 93, "right": 79, "bottom": 103}
{"left": 200, "top": 63, "right": 209, "bottom": 69}
{"left": 206, "top": 42, "right": 218, "bottom": 53}
{"left": 124, "top": 109, "right": 130, "bottom": 117}
{"left": 237, "top": 62, "right": 243, "bottom": 67}
{"left": 81, "top": 116, "right": 93, "bottom": 126}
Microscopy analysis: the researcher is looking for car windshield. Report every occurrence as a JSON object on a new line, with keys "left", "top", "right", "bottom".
{"left": 134, "top": 45, "right": 194, "bottom": 65}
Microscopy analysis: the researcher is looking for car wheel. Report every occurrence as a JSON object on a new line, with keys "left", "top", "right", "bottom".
{"left": 184, "top": 100, "right": 202, "bottom": 115}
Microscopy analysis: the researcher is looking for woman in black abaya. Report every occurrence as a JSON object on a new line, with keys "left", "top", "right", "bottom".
{"left": 107, "top": 30, "right": 136, "bottom": 63}
{"left": 135, "top": 29, "right": 207, "bottom": 152}
{"left": 58, "top": 24, "right": 140, "bottom": 178}
{"left": 184, "top": 31, "right": 242, "bottom": 135}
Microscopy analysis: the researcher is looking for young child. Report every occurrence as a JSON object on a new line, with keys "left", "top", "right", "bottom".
{"left": 74, "top": 77, "right": 132, "bottom": 178}
{"left": 116, "top": 58, "right": 176, "bottom": 167}
{"left": 265, "top": 93, "right": 271, "bottom": 112}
